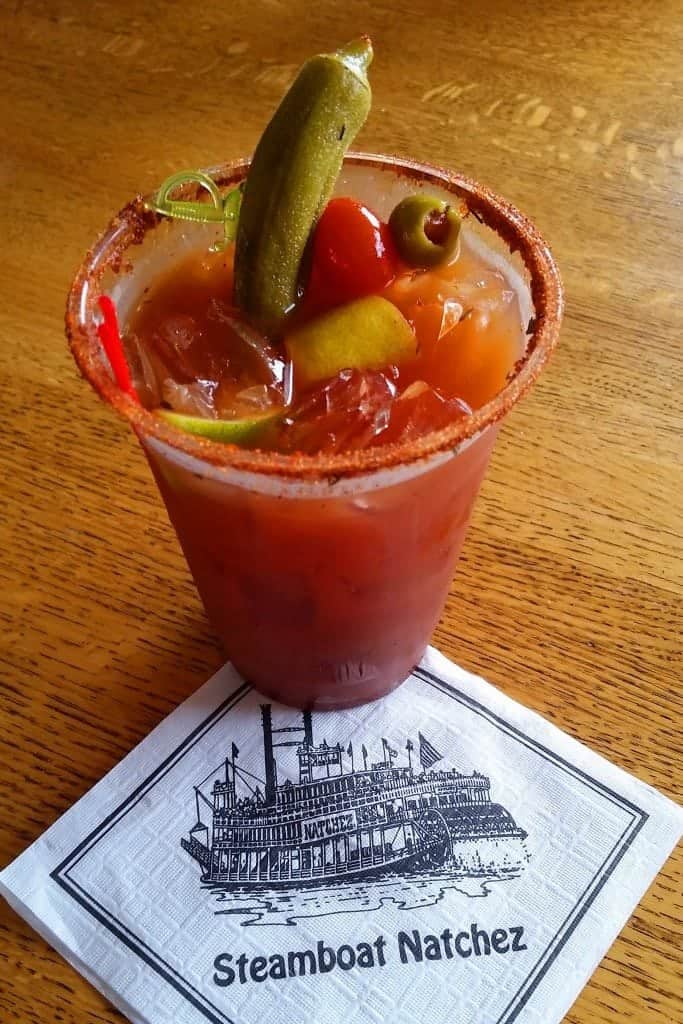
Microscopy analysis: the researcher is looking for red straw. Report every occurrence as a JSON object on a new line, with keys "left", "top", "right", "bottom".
{"left": 96, "top": 295, "right": 140, "bottom": 403}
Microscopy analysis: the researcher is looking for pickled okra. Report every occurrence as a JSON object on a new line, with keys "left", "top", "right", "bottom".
{"left": 233, "top": 38, "right": 373, "bottom": 333}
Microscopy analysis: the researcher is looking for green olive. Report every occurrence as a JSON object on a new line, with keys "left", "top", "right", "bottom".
{"left": 389, "top": 193, "right": 462, "bottom": 268}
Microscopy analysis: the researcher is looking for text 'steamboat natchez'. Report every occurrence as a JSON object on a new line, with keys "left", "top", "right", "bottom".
{"left": 182, "top": 706, "right": 528, "bottom": 888}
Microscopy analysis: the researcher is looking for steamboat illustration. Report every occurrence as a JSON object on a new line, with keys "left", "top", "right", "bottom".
{"left": 182, "top": 706, "right": 528, "bottom": 892}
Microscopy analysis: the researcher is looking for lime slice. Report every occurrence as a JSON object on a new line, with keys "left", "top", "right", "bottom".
{"left": 158, "top": 408, "right": 280, "bottom": 444}
{"left": 285, "top": 295, "right": 416, "bottom": 387}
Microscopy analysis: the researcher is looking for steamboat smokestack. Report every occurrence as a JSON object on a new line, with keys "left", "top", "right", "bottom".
{"left": 261, "top": 705, "right": 277, "bottom": 806}
{"left": 303, "top": 710, "right": 313, "bottom": 747}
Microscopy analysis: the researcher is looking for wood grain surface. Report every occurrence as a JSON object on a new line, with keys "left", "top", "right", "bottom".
{"left": 0, "top": 1, "right": 681, "bottom": 1021}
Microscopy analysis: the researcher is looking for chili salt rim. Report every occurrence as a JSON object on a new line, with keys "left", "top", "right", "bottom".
{"left": 66, "top": 153, "right": 563, "bottom": 481}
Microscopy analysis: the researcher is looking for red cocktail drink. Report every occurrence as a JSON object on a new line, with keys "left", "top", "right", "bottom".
{"left": 67, "top": 155, "right": 562, "bottom": 708}
{"left": 147, "top": 408, "right": 498, "bottom": 708}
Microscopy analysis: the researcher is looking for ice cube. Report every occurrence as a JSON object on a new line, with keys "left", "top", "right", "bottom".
{"left": 235, "top": 385, "right": 282, "bottom": 411}
{"left": 281, "top": 369, "right": 396, "bottom": 454}
{"left": 125, "top": 332, "right": 161, "bottom": 407}
{"left": 207, "top": 299, "right": 286, "bottom": 386}
{"left": 151, "top": 313, "right": 206, "bottom": 382}
{"left": 379, "top": 381, "right": 471, "bottom": 445}
{"left": 214, "top": 383, "right": 284, "bottom": 419}
{"left": 440, "top": 298, "right": 464, "bottom": 337}
{"left": 161, "top": 378, "right": 218, "bottom": 418}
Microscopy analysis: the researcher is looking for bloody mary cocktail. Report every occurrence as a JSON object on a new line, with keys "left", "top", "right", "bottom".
{"left": 66, "top": 41, "right": 562, "bottom": 708}
{"left": 67, "top": 156, "right": 561, "bottom": 708}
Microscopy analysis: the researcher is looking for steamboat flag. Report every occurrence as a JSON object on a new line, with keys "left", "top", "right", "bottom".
{"left": 418, "top": 731, "right": 443, "bottom": 769}
{"left": 383, "top": 738, "right": 398, "bottom": 760}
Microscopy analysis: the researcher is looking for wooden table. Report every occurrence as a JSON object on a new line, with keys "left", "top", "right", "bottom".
{"left": 1, "top": 1, "right": 681, "bottom": 1021}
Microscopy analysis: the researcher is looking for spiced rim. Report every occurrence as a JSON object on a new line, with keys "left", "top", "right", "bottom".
{"left": 66, "top": 153, "right": 563, "bottom": 480}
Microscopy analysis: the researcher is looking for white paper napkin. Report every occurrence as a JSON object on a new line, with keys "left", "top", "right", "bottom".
{"left": 2, "top": 646, "right": 681, "bottom": 1024}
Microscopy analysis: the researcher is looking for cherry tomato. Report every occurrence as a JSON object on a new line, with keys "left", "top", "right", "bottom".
{"left": 306, "top": 198, "right": 398, "bottom": 312}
